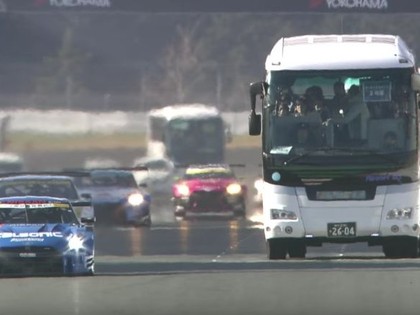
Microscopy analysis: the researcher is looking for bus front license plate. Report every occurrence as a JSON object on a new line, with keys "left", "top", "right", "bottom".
{"left": 327, "top": 222, "right": 356, "bottom": 237}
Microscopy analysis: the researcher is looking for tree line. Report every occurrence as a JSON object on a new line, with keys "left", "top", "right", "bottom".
{"left": 0, "top": 12, "right": 419, "bottom": 111}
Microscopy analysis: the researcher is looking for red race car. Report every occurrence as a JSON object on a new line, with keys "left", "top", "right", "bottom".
{"left": 172, "top": 164, "right": 247, "bottom": 220}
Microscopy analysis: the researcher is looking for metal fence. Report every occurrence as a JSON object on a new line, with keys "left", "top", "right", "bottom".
{"left": 0, "top": 109, "right": 250, "bottom": 135}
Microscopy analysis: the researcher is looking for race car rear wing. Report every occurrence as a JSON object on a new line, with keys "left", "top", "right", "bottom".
{"left": 174, "top": 163, "right": 245, "bottom": 169}
{"left": 72, "top": 200, "right": 92, "bottom": 207}
{"left": 172, "top": 163, "right": 247, "bottom": 180}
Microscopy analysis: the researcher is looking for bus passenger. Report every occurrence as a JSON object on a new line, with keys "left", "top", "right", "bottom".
{"left": 330, "top": 81, "right": 349, "bottom": 118}
{"left": 333, "top": 85, "right": 370, "bottom": 142}
{"left": 294, "top": 95, "right": 322, "bottom": 122}
{"left": 276, "top": 92, "right": 292, "bottom": 117}
{"left": 305, "top": 85, "right": 330, "bottom": 122}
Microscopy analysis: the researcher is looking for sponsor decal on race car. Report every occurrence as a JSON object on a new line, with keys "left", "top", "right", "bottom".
{"left": 0, "top": 232, "right": 64, "bottom": 238}
{"left": 185, "top": 167, "right": 230, "bottom": 175}
{"left": 0, "top": 203, "right": 70, "bottom": 209}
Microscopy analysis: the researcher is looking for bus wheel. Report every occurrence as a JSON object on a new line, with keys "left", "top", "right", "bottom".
{"left": 403, "top": 239, "right": 419, "bottom": 258}
{"left": 383, "top": 238, "right": 418, "bottom": 258}
{"left": 267, "top": 239, "right": 287, "bottom": 260}
{"left": 142, "top": 217, "right": 152, "bottom": 227}
{"left": 288, "top": 239, "right": 306, "bottom": 259}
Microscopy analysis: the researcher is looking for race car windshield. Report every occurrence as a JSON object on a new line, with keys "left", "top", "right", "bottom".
{"left": 0, "top": 204, "right": 79, "bottom": 224}
{"left": 90, "top": 172, "right": 138, "bottom": 188}
{"left": 0, "top": 180, "right": 80, "bottom": 200}
{"left": 183, "top": 169, "right": 235, "bottom": 180}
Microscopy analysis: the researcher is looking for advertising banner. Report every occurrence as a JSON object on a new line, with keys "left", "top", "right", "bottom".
{"left": 2, "top": 0, "right": 420, "bottom": 14}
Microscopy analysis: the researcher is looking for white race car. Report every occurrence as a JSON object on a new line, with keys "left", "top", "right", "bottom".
{"left": 132, "top": 156, "right": 175, "bottom": 195}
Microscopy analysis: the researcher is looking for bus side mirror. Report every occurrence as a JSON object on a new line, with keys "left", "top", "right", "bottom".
{"left": 249, "top": 111, "right": 261, "bottom": 135}
{"left": 249, "top": 81, "right": 266, "bottom": 111}
{"left": 249, "top": 81, "right": 266, "bottom": 135}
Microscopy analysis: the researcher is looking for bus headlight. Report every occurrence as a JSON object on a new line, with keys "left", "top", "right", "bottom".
{"left": 128, "top": 193, "right": 144, "bottom": 206}
{"left": 226, "top": 183, "right": 242, "bottom": 195}
{"left": 271, "top": 209, "right": 297, "bottom": 221}
{"left": 386, "top": 207, "right": 413, "bottom": 220}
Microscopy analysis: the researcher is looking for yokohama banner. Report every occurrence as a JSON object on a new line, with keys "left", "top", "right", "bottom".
{"left": 1, "top": 0, "right": 419, "bottom": 13}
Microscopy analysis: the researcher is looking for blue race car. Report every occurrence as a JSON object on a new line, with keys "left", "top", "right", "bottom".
{"left": 0, "top": 196, "right": 95, "bottom": 276}
{"left": 71, "top": 168, "right": 151, "bottom": 227}
{"left": 0, "top": 173, "right": 94, "bottom": 220}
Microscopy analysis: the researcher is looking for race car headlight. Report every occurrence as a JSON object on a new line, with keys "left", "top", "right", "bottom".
{"left": 386, "top": 207, "right": 413, "bottom": 220}
{"left": 271, "top": 209, "right": 297, "bottom": 221}
{"left": 176, "top": 184, "right": 190, "bottom": 197}
{"left": 128, "top": 193, "right": 144, "bottom": 206}
{"left": 226, "top": 183, "right": 242, "bottom": 195}
{"left": 67, "top": 234, "right": 85, "bottom": 251}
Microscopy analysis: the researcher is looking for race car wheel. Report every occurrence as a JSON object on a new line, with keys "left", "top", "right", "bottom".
{"left": 174, "top": 206, "right": 185, "bottom": 218}
{"left": 142, "top": 217, "right": 152, "bottom": 227}
{"left": 267, "top": 238, "right": 287, "bottom": 260}
{"left": 63, "top": 257, "right": 74, "bottom": 276}
{"left": 234, "top": 202, "right": 247, "bottom": 219}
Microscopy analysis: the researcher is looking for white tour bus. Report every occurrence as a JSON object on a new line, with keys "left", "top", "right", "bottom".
{"left": 248, "top": 34, "right": 420, "bottom": 259}
{"left": 146, "top": 103, "right": 230, "bottom": 165}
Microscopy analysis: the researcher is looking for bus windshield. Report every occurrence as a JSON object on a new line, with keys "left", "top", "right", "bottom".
{"left": 166, "top": 117, "right": 225, "bottom": 164}
{"left": 264, "top": 68, "right": 417, "bottom": 165}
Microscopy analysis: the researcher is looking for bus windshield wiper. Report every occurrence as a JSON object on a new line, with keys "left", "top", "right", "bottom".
{"left": 282, "top": 147, "right": 400, "bottom": 166}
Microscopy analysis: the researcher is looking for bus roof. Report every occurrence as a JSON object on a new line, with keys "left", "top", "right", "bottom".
{"left": 266, "top": 34, "right": 416, "bottom": 71}
{"left": 0, "top": 152, "right": 24, "bottom": 164}
{"left": 148, "top": 103, "right": 221, "bottom": 120}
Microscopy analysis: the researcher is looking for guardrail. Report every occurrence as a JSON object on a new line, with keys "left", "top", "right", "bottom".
{"left": 0, "top": 110, "right": 250, "bottom": 135}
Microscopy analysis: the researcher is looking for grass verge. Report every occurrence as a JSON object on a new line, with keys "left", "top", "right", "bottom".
{"left": 6, "top": 132, "right": 261, "bottom": 152}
